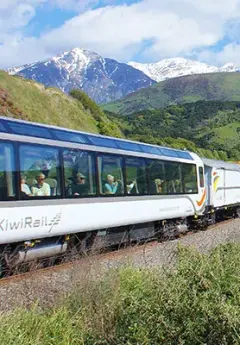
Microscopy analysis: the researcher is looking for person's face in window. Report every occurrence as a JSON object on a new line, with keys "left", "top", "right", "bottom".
{"left": 37, "top": 174, "right": 45, "bottom": 186}
{"left": 77, "top": 176, "right": 85, "bottom": 184}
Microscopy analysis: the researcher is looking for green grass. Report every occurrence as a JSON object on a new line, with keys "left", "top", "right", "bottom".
{"left": 102, "top": 72, "right": 240, "bottom": 115}
{"left": 1, "top": 243, "right": 240, "bottom": 344}
{"left": 0, "top": 71, "right": 123, "bottom": 138}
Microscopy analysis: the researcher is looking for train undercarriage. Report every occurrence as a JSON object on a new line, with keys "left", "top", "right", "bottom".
{"left": 0, "top": 204, "right": 240, "bottom": 277}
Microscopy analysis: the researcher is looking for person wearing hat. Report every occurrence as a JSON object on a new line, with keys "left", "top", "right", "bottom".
{"left": 71, "top": 172, "right": 88, "bottom": 196}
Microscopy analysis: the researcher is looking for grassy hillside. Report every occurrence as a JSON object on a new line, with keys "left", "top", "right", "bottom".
{"left": 102, "top": 72, "right": 240, "bottom": 115}
{"left": 107, "top": 100, "right": 240, "bottom": 160}
{"left": 0, "top": 71, "right": 122, "bottom": 137}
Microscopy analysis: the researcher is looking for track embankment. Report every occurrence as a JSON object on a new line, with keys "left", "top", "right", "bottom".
{"left": 0, "top": 218, "right": 240, "bottom": 312}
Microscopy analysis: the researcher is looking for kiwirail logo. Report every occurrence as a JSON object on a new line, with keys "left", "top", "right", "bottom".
{"left": 0, "top": 213, "right": 62, "bottom": 233}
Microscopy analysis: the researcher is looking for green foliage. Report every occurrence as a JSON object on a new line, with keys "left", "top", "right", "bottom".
{"left": 69, "top": 89, "right": 123, "bottom": 137}
{"left": 0, "top": 72, "right": 123, "bottom": 139}
{"left": 1, "top": 244, "right": 240, "bottom": 344}
{"left": 102, "top": 72, "right": 240, "bottom": 115}
{"left": 106, "top": 100, "right": 240, "bottom": 160}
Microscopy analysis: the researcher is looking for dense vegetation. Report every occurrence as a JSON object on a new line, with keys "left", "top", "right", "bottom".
{"left": 1, "top": 243, "right": 240, "bottom": 344}
{"left": 102, "top": 72, "right": 240, "bottom": 115}
{"left": 0, "top": 71, "right": 122, "bottom": 137}
{"left": 0, "top": 70, "right": 239, "bottom": 160}
{"left": 106, "top": 100, "right": 240, "bottom": 160}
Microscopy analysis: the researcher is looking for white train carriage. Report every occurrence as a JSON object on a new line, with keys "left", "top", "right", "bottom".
{"left": 0, "top": 115, "right": 208, "bottom": 266}
{"left": 203, "top": 158, "right": 240, "bottom": 220}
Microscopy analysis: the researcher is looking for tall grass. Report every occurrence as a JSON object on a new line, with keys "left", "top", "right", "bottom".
{"left": 1, "top": 243, "right": 240, "bottom": 344}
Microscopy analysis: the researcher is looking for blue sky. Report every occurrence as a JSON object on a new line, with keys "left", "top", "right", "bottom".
{"left": 1, "top": 0, "right": 240, "bottom": 68}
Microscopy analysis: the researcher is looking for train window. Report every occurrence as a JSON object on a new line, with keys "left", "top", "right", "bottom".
{"left": 182, "top": 164, "right": 198, "bottom": 193}
{"left": 199, "top": 167, "right": 204, "bottom": 187}
{"left": 164, "top": 161, "right": 183, "bottom": 194}
{"left": 0, "top": 143, "right": 16, "bottom": 200}
{"left": 88, "top": 136, "right": 118, "bottom": 148}
{"left": 125, "top": 157, "right": 148, "bottom": 195}
{"left": 115, "top": 140, "right": 142, "bottom": 152}
{"left": 148, "top": 160, "right": 166, "bottom": 194}
{"left": 97, "top": 154, "right": 124, "bottom": 195}
{"left": 0, "top": 121, "right": 7, "bottom": 132}
{"left": 161, "top": 148, "right": 179, "bottom": 158}
{"left": 63, "top": 149, "right": 96, "bottom": 197}
{"left": 141, "top": 145, "right": 160, "bottom": 155}
{"left": 19, "top": 145, "right": 61, "bottom": 198}
{"left": 7, "top": 122, "right": 52, "bottom": 139}
{"left": 52, "top": 129, "right": 89, "bottom": 144}
{"left": 176, "top": 151, "right": 193, "bottom": 160}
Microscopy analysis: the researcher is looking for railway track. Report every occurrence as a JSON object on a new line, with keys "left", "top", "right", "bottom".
{"left": 0, "top": 217, "right": 236, "bottom": 286}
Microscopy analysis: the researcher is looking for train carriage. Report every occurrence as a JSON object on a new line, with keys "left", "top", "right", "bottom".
{"left": 203, "top": 158, "right": 240, "bottom": 220}
{"left": 0, "top": 115, "right": 237, "bottom": 269}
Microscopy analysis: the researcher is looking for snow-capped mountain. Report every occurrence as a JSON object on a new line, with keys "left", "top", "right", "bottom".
{"left": 7, "top": 48, "right": 155, "bottom": 104}
{"left": 128, "top": 58, "right": 239, "bottom": 82}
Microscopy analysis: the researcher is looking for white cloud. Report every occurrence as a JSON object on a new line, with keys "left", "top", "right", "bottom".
{"left": 0, "top": 0, "right": 240, "bottom": 68}
{"left": 199, "top": 43, "right": 240, "bottom": 67}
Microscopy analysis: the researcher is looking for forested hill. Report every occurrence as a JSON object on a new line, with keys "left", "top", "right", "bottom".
{"left": 106, "top": 100, "right": 240, "bottom": 160}
{"left": 102, "top": 72, "right": 240, "bottom": 115}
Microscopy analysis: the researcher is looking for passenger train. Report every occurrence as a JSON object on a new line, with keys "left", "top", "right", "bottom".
{"left": 0, "top": 115, "right": 239, "bottom": 270}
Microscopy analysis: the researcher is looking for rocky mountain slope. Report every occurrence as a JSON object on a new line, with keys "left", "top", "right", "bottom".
{"left": 7, "top": 48, "right": 155, "bottom": 104}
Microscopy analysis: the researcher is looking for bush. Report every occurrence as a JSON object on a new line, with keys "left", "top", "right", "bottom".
{"left": 1, "top": 244, "right": 240, "bottom": 344}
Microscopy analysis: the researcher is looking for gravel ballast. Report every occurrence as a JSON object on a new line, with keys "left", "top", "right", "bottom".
{"left": 0, "top": 219, "right": 240, "bottom": 312}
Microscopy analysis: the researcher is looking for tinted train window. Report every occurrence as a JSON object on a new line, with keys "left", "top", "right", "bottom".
{"left": 164, "top": 161, "right": 183, "bottom": 193}
{"left": 182, "top": 164, "right": 198, "bottom": 193}
{"left": 0, "top": 143, "right": 16, "bottom": 200}
{"left": 148, "top": 160, "right": 166, "bottom": 194}
{"left": 63, "top": 149, "right": 96, "bottom": 197}
{"left": 125, "top": 157, "right": 147, "bottom": 195}
{"left": 97, "top": 154, "right": 124, "bottom": 195}
{"left": 19, "top": 145, "right": 61, "bottom": 198}
{"left": 199, "top": 167, "right": 204, "bottom": 188}
{"left": 8, "top": 122, "right": 52, "bottom": 139}
{"left": 52, "top": 129, "right": 88, "bottom": 144}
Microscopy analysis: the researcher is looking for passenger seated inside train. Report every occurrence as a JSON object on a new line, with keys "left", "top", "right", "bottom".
{"left": 70, "top": 172, "right": 88, "bottom": 196}
{"left": 20, "top": 175, "right": 32, "bottom": 197}
{"left": 154, "top": 179, "right": 163, "bottom": 193}
{"left": 31, "top": 173, "right": 51, "bottom": 196}
{"left": 104, "top": 174, "right": 120, "bottom": 194}
{"left": 126, "top": 180, "right": 137, "bottom": 194}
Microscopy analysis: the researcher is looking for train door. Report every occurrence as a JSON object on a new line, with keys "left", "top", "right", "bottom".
{"left": 212, "top": 168, "right": 225, "bottom": 207}
{"left": 204, "top": 165, "right": 212, "bottom": 206}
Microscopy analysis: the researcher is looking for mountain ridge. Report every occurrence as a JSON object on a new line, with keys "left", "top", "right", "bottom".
{"left": 128, "top": 58, "right": 239, "bottom": 82}
{"left": 102, "top": 72, "right": 240, "bottom": 115}
{"left": 6, "top": 48, "right": 155, "bottom": 104}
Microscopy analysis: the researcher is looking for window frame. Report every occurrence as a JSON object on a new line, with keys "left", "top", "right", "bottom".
{"left": 62, "top": 147, "right": 98, "bottom": 199}
{"left": 147, "top": 159, "right": 198, "bottom": 196}
{"left": 0, "top": 139, "right": 18, "bottom": 201}
{"left": 97, "top": 152, "right": 125, "bottom": 197}
{"left": 18, "top": 142, "right": 63, "bottom": 200}
{"left": 124, "top": 156, "right": 148, "bottom": 196}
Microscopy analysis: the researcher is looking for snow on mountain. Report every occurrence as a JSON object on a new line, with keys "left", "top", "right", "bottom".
{"left": 7, "top": 48, "right": 155, "bottom": 104}
{"left": 220, "top": 63, "right": 238, "bottom": 72}
{"left": 7, "top": 62, "right": 37, "bottom": 75}
{"left": 128, "top": 58, "right": 239, "bottom": 82}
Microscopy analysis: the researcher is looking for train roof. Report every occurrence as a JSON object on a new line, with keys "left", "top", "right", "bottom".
{"left": 0, "top": 115, "right": 195, "bottom": 161}
{"left": 202, "top": 158, "right": 240, "bottom": 171}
